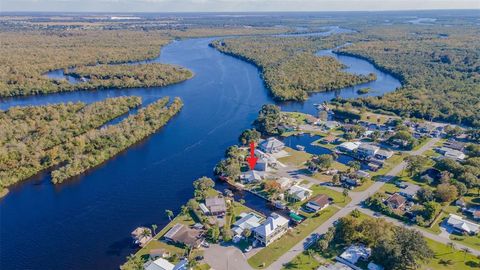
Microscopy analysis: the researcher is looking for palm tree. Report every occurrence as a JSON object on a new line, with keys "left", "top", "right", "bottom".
{"left": 447, "top": 242, "right": 455, "bottom": 252}
{"left": 342, "top": 188, "right": 349, "bottom": 202}
{"left": 463, "top": 247, "right": 470, "bottom": 261}
{"left": 141, "top": 228, "right": 152, "bottom": 238}
{"left": 165, "top": 209, "right": 174, "bottom": 221}
{"left": 151, "top": 224, "right": 158, "bottom": 236}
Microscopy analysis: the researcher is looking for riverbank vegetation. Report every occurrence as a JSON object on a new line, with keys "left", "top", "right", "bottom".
{"left": 67, "top": 63, "right": 193, "bottom": 90}
{"left": 211, "top": 37, "right": 376, "bottom": 101}
{"left": 0, "top": 96, "right": 183, "bottom": 188}
{"left": 0, "top": 96, "right": 141, "bottom": 187}
{"left": 51, "top": 97, "right": 183, "bottom": 183}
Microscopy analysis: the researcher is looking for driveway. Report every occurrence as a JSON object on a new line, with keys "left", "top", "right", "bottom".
{"left": 203, "top": 244, "right": 252, "bottom": 270}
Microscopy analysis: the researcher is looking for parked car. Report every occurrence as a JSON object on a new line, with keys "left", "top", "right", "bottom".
{"left": 244, "top": 246, "right": 252, "bottom": 252}
{"left": 201, "top": 241, "right": 210, "bottom": 248}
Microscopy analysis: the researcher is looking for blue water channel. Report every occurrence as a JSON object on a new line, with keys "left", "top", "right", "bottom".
{"left": 0, "top": 31, "right": 401, "bottom": 269}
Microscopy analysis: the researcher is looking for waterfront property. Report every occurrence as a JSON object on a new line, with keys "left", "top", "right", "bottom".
{"left": 304, "top": 194, "right": 331, "bottom": 212}
{"left": 287, "top": 185, "right": 313, "bottom": 202}
{"left": 144, "top": 258, "right": 188, "bottom": 270}
{"left": 205, "top": 196, "right": 227, "bottom": 216}
{"left": 164, "top": 223, "right": 204, "bottom": 248}
{"left": 131, "top": 227, "right": 153, "bottom": 247}
{"left": 259, "top": 137, "right": 285, "bottom": 153}
{"left": 231, "top": 212, "right": 263, "bottom": 236}
{"left": 241, "top": 170, "right": 264, "bottom": 183}
{"left": 253, "top": 213, "right": 289, "bottom": 246}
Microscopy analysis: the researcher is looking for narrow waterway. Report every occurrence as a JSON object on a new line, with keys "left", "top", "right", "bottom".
{"left": 0, "top": 33, "right": 400, "bottom": 270}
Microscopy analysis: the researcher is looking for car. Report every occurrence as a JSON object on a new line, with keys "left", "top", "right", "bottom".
{"left": 195, "top": 255, "right": 204, "bottom": 261}
{"left": 201, "top": 241, "right": 210, "bottom": 248}
{"left": 373, "top": 212, "right": 381, "bottom": 217}
{"left": 244, "top": 246, "right": 252, "bottom": 252}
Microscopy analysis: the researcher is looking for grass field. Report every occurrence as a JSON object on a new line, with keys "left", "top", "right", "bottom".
{"left": 425, "top": 238, "right": 480, "bottom": 270}
{"left": 278, "top": 147, "right": 313, "bottom": 166}
{"left": 248, "top": 206, "right": 339, "bottom": 269}
{"left": 282, "top": 251, "right": 321, "bottom": 270}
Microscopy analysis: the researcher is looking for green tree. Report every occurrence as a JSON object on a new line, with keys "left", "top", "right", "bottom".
{"left": 165, "top": 209, "right": 174, "bottom": 221}
{"left": 435, "top": 183, "right": 458, "bottom": 202}
{"left": 239, "top": 129, "right": 261, "bottom": 145}
{"left": 151, "top": 224, "right": 158, "bottom": 235}
{"left": 193, "top": 176, "right": 215, "bottom": 191}
{"left": 254, "top": 104, "right": 281, "bottom": 135}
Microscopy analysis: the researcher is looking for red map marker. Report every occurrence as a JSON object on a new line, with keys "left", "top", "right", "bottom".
{"left": 246, "top": 141, "right": 258, "bottom": 170}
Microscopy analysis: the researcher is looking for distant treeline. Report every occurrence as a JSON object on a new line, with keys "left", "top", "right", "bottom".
{"left": 337, "top": 25, "right": 480, "bottom": 127}
{"left": 211, "top": 37, "right": 376, "bottom": 101}
{"left": 0, "top": 30, "right": 191, "bottom": 97}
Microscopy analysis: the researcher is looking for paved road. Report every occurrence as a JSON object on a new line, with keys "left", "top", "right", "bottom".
{"left": 266, "top": 138, "right": 440, "bottom": 270}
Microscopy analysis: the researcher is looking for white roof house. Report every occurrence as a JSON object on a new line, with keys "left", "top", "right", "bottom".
{"left": 231, "top": 212, "right": 263, "bottom": 235}
{"left": 375, "top": 149, "right": 394, "bottom": 159}
{"left": 259, "top": 137, "right": 285, "bottom": 153}
{"left": 287, "top": 185, "right": 313, "bottom": 201}
{"left": 253, "top": 213, "right": 289, "bottom": 246}
{"left": 318, "top": 262, "right": 354, "bottom": 270}
{"left": 144, "top": 258, "right": 175, "bottom": 270}
{"left": 398, "top": 182, "right": 421, "bottom": 199}
{"left": 357, "top": 144, "right": 380, "bottom": 156}
{"left": 337, "top": 141, "right": 361, "bottom": 152}
{"left": 241, "top": 170, "right": 264, "bottom": 183}
{"left": 339, "top": 245, "right": 371, "bottom": 264}
{"left": 447, "top": 214, "right": 480, "bottom": 234}
{"left": 277, "top": 177, "right": 293, "bottom": 190}
{"left": 444, "top": 149, "right": 466, "bottom": 160}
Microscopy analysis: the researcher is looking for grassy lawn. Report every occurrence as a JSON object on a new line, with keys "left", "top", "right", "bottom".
{"left": 412, "top": 138, "right": 431, "bottom": 151}
{"left": 278, "top": 147, "right": 313, "bottom": 167}
{"left": 248, "top": 206, "right": 339, "bottom": 269}
{"left": 380, "top": 182, "right": 400, "bottom": 194}
{"left": 424, "top": 238, "right": 480, "bottom": 270}
{"left": 194, "top": 263, "right": 211, "bottom": 270}
{"left": 281, "top": 251, "right": 321, "bottom": 270}
{"left": 450, "top": 234, "right": 480, "bottom": 252}
{"left": 310, "top": 185, "right": 351, "bottom": 207}
{"left": 370, "top": 153, "right": 406, "bottom": 177}
{"left": 352, "top": 179, "right": 375, "bottom": 192}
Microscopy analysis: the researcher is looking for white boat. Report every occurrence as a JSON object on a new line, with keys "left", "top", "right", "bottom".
{"left": 296, "top": 145, "right": 305, "bottom": 151}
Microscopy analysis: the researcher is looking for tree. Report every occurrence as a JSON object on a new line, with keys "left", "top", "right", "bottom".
{"left": 435, "top": 183, "right": 458, "bottom": 202}
{"left": 151, "top": 224, "right": 158, "bottom": 235}
{"left": 254, "top": 104, "right": 281, "bottom": 135}
{"left": 165, "top": 209, "right": 174, "bottom": 221}
{"left": 372, "top": 227, "right": 433, "bottom": 270}
{"left": 193, "top": 176, "right": 215, "bottom": 191}
{"left": 141, "top": 228, "right": 152, "bottom": 238}
{"left": 348, "top": 160, "right": 361, "bottom": 172}
{"left": 239, "top": 129, "right": 261, "bottom": 145}
{"left": 121, "top": 254, "right": 143, "bottom": 270}
{"left": 214, "top": 158, "right": 241, "bottom": 179}
{"left": 417, "top": 188, "right": 434, "bottom": 203}
{"left": 332, "top": 174, "right": 340, "bottom": 186}
{"left": 308, "top": 154, "right": 334, "bottom": 172}
{"left": 342, "top": 188, "right": 349, "bottom": 201}
{"left": 208, "top": 224, "right": 220, "bottom": 243}
{"left": 405, "top": 155, "right": 428, "bottom": 176}
{"left": 263, "top": 180, "right": 281, "bottom": 194}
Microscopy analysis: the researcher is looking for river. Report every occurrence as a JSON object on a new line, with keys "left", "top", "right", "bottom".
{"left": 0, "top": 33, "right": 400, "bottom": 270}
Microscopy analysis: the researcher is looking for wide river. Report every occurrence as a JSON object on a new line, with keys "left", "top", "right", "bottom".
{"left": 0, "top": 33, "right": 400, "bottom": 269}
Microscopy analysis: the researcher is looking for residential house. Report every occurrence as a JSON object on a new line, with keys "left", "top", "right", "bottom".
{"left": 321, "top": 135, "right": 337, "bottom": 144}
{"left": 164, "top": 224, "right": 203, "bottom": 248}
{"left": 324, "top": 121, "right": 340, "bottom": 130}
{"left": 341, "top": 174, "right": 361, "bottom": 187}
{"left": 436, "top": 147, "right": 466, "bottom": 160}
{"left": 446, "top": 214, "right": 480, "bottom": 235}
{"left": 276, "top": 177, "right": 293, "bottom": 190}
{"left": 131, "top": 227, "right": 152, "bottom": 247}
{"left": 253, "top": 213, "right": 289, "bottom": 246}
{"left": 287, "top": 185, "right": 313, "bottom": 202}
{"left": 398, "top": 182, "right": 421, "bottom": 200}
{"left": 337, "top": 244, "right": 371, "bottom": 265}
{"left": 148, "top": 249, "right": 170, "bottom": 260}
{"left": 444, "top": 140, "right": 466, "bottom": 151}
{"left": 205, "top": 196, "right": 227, "bottom": 216}
{"left": 337, "top": 141, "right": 361, "bottom": 153}
{"left": 318, "top": 263, "right": 354, "bottom": 270}
{"left": 231, "top": 212, "right": 263, "bottom": 236}
{"left": 375, "top": 149, "right": 393, "bottom": 160}
{"left": 305, "top": 194, "right": 331, "bottom": 212}
{"left": 241, "top": 170, "right": 264, "bottom": 183}
{"left": 144, "top": 258, "right": 188, "bottom": 270}
{"left": 357, "top": 144, "right": 380, "bottom": 157}
{"left": 255, "top": 157, "right": 269, "bottom": 171}
{"left": 385, "top": 193, "right": 407, "bottom": 210}
{"left": 259, "top": 137, "right": 285, "bottom": 154}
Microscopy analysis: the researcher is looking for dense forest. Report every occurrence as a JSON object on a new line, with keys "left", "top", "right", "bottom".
{"left": 51, "top": 97, "right": 183, "bottom": 183}
{"left": 211, "top": 36, "right": 376, "bottom": 101}
{"left": 0, "top": 30, "right": 189, "bottom": 96}
{"left": 336, "top": 25, "right": 480, "bottom": 127}
{"left": 67, "top": 63, "right": 192, "bottom": 90}
{"left": 0, "top": 97, "right": 141, "bottom": 188}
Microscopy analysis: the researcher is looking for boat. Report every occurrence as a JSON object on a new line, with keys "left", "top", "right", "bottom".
{"left": 274, "top": 201, "right": 287, "bottom": 210}
{"left": 296, "top": 145, "right": 305, "bottom": 151}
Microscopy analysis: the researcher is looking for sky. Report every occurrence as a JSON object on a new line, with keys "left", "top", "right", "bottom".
{"left": 1, "top": 0, "right": 479, "bottom": 12}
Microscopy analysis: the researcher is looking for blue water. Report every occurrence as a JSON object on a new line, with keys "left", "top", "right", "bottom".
{"left": 0, "top": 34, "right": 400, "bottom": 270}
